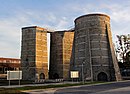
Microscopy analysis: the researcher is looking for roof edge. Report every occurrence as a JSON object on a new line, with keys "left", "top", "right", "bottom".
{"left": 22, "top": 26, "right": 46, "bottom": 30}
{"left": 75, "top": 13, "right": 110, "bottom": 22}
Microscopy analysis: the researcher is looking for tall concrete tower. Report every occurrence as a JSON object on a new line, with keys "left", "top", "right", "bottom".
{"left": 49, "top": 30, "right": 74, "bottom": 80}
{"left": 73, "top": 14, "right": 122, "bottom": 81}
{"left": 21, "top": 26, "right": 48, "bottom": 81}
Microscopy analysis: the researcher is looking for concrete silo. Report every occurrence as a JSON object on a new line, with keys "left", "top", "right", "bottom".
{"left": 73, "top": 14, "right": 122, "bottom": 81}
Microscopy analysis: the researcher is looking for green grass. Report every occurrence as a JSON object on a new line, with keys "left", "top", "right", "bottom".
{"left": 0, "top": 80, "right": 33, "bottom": 86}
{"left": 0, "top": 88, "right": 26, "bottom": 94}
{"left": 16, "top": 81, "right": 105, "bottom": 90}
{"left": 0, "top": 81, "right": 106, "bottom": 93}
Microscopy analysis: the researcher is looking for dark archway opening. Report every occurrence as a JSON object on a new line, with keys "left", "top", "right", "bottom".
{"left": 40, "top": 73, "right": 45, "bottom": 79}
{"left": 53, "top": 73, "right": 59, "bottom": 79}
{"left": 97, "top": 72, "right": 108, "bottom": 81}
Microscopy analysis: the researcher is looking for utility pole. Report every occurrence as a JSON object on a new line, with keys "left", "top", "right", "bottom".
{"left": 82, "top": 62, "right": 85, "bottom": 84}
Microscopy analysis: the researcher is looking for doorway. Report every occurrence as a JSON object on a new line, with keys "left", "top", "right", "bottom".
{"left": 40, "top": 73, "right": 45, "bottom": 79}
{"left": 97, "top": 72, "right": 108, "bottom": 81}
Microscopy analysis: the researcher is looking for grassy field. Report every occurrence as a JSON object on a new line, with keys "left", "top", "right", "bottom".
{"left": 0, "top": 80, "right": 34, "bottom": 86}
{"left": 0, "top": 81, "right": 106, "bottom": 93}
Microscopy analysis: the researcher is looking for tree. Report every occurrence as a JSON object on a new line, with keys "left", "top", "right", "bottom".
{"left": 116, "top": 34, "right": 130, "bottom": 63}
{"left": 126, "top": 51, "right": 130, "bottom": 63}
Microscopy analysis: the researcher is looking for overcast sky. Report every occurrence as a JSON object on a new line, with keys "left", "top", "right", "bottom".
{"left": 0, "top": 0, "right": 130, "bottom": 58}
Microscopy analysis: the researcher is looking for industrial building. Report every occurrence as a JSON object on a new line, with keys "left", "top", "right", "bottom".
{"left": 0, "top": 57, "right": 20, "bottom": 79}
{"left": 21, "top": 13, "right": 122, "bottom": 81}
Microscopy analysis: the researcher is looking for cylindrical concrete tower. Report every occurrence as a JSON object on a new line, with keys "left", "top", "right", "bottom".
{"left": 74, "top": 14, "right": 122, "bottom": 81}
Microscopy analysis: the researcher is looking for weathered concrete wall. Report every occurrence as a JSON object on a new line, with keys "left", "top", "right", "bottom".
{"left": 74, "top": 14, "right": 122, "bottom": 81}
{"left": 49, "top": 31, "right": 63, "bottom": 79}
{"left": 21, "top": 26, "right": 48, "bottom": 81}
{"left": 49, "top": 30, "right": 74, "bottom": 80}
{"left": 63, "top": 31, "right": 74, "bottom": 80}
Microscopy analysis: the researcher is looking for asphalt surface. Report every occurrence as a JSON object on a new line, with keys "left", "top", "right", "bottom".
{"left": 24, "top": 80, "right": 130, "bottom": 94}
{"left": 54, "top": 81, "right": 130, "bottom": 94}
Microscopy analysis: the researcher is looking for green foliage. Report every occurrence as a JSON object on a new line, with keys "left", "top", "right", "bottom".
{"left": 126, "top": 51, "right": 130, "bottom": 63}
{"left": 116, "top": 34, "right": 130, "bottom": 63}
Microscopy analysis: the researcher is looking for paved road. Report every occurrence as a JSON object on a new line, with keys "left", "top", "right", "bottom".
{"left": 54, "top": 81, "right": 130, "bottom": 94}
{"left": 25, "top": 81, "right": 130, "bottom": 94}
